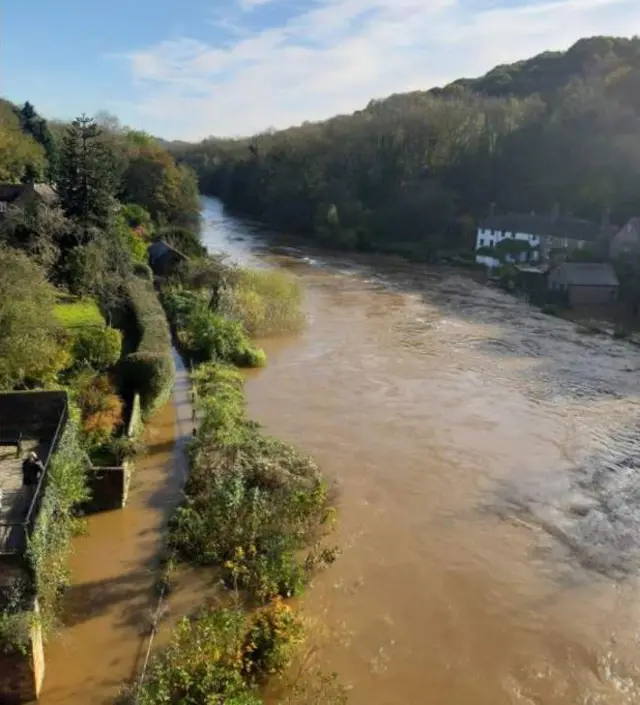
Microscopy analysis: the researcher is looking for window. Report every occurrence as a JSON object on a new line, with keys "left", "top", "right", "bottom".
{"left": 0, "top": 202, "right": 7, "bottom": 214}
{"left": 479, "top": 238, "right": 485, "bottom": 247}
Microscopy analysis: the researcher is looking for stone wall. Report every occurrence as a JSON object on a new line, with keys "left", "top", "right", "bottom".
{"left": 0, "top": 600, "right": 45, "bottom": 704}
{"left": 83, "top": 463, "right": 131, "bottom": 513}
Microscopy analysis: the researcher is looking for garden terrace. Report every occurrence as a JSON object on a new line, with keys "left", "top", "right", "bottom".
{"left": 0, "top": 392, "right": 68, "bottom": 556}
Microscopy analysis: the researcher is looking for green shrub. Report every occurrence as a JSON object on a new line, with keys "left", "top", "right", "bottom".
{"left": 126, "top": 602, "right": 304, "bottom": 705}
{"left": 158, "top": 226, "right": 206, "bottom": 258}
{"left": 163, "top": 287, "right": 266, "bottom": 367}
{"left": 180, "top": 309, "right": 266, "bottom": 368}
{"left": 71, "top": 326, "right": 122, "bottom": 371}
{"left": 226, "top": 268, "right": 305, "bottom": 336}
{"left": 541, "top": 303, "right": 560, "bottom": 316}
{"left": 27, "top": 407, "right": 90, "bottom": 639}
{"left": 0, "top": 579, "right": 32, "bottom": 655}
{"left": 121, "top": 203, "right": 154, "bottom": 238}
{"left": 115, "top": 213, "right": 149, "bottom": 265}
{"left": 170, "top": 362, "right": 337, "bottom": 602}
{"left": 121, "top": 277, "right": 175, "bottom": 417}
{"left": 54, "top": 297, "right": 105, "bottom": 329}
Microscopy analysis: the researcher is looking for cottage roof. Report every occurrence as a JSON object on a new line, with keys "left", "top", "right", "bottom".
{"left": 480, "top": 212, "right": 616, "bottom": 242}
{"left": 0, "top": 184, "right": 28, "bottom": 202}
{"left": 554, "top": 262, "right": 619, "bottom": 287}
{"left": 0, "top": 183, "right": 57, "bottom": 205}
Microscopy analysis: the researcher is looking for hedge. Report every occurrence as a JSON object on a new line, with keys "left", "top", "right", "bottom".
{"left": 121, "top": 278, "right": 175, "bottom": 418}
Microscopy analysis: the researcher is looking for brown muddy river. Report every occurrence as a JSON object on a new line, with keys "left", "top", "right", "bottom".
{"left": 36, "top": 195, "right": 640, "bottom": 705}
{"left": 203, "top": 197, "right": 640, "bottom": 704}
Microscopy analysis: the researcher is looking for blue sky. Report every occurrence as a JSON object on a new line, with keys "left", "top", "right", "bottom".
{"left": 3, "top": 0, "right": 640, "bottom": 140}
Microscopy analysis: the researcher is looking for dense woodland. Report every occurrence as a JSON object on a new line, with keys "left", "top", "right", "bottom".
{"left": 170, "top": 36, "right": 640, "bottom": 258}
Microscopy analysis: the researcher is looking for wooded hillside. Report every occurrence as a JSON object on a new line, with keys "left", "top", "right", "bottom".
{"left": 170, "top": 35, "right": 640, "bottom": 257}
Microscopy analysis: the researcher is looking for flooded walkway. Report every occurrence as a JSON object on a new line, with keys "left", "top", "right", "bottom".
{"left": 39, "top": 350, "right": 191, "bottom": 705}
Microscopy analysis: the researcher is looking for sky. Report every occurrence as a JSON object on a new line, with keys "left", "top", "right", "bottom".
{"left": 2, "top": 0, "right": 640, "bottom": 141}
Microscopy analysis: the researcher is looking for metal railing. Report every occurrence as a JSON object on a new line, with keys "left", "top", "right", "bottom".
{"left": 0, "top": 398, "right": 69, "bottom": 556}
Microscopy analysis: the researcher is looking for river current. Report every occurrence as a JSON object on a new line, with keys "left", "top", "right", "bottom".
{"left": 203, "top": 197, "right": 640, "bottom": 705}
{"left": 37, "top": 195, "right": 640, "bottom": 705}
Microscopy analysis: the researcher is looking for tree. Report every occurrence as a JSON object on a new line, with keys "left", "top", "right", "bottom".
{"left": 0, "top": 119, "right": 46, "bottom": 183}
{"left": 122, "top": 135, "right": 200, "bottom": 225}
{"left": 19, "top": 101, "right": 56, "bottom": 179}
{"left": 169, "top": 35, "right": 640, "bottom": 260}
{"left": 56, "top": 114, "right": 119, "bottom": 234}
{"left": 0, "top": 247, "right": 70, "bottom": 389}
{"left": 0, "top": 200, "right": 68, "bottom": 272}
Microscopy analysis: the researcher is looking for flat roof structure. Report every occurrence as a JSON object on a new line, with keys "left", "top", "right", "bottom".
{"left": 0, "top": 392, "right": 68, "bottom": 555}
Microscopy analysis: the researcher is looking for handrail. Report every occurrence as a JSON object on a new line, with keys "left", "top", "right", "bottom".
{"left": 0, "top": 396, "right": 69, "bottom": 555}
{"left": 24, "top": 400, "right": 68, "bottom": 527}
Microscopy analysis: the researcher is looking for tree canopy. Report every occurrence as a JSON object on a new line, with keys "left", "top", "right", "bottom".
{"left": 169, "top": 35, "right": 640, "bottom": 257}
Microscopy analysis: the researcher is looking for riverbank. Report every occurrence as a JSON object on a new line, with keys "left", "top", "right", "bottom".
{"left": 193, "top": 196, "right": 640, "bottom": 705}
{"left": 38, "top": 350, "right": 191, "bottom": 705}
{"left": 123, "top": 230, "right": 343, "bottom": 703}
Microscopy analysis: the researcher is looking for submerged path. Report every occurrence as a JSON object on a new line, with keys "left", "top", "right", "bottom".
{"left": 39, "top": 350, "right": 191, "bottom": 705}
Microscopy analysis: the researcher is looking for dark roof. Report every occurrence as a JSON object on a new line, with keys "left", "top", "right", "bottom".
{"left": 554, "top": 262, "right": 619, "bottom": 287}
{"left": 0, "top": 184, "right": 28, "bottom": 202}
{"left": 480, "top": 212, "right": 616, "bottom": 242}
{"left": 0, "top": 183, "right": 57, "bottom": 204}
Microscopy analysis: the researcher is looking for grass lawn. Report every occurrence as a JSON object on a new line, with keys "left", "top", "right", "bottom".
{"left": 54, "top": 297, "right": 105, "bottom": 329}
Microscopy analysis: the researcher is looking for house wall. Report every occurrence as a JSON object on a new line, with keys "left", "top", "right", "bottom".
{"left": 547, "top": 267, "right": 568, "bottom": 290}
{"left": 0, "top": 599, "right": 45, "bottom": 704}
{"left": 475, "top": 227, "right": 541, "bottom": 268}
{"left": 568, "top": 285, "right": 618, "bottom": 307}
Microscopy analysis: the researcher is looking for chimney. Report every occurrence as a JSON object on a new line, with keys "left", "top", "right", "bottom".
{"left": 601, "top": 206, "right": 611, "bottom": 229}
{"left": 489, "top": 202, "right": 496, "bottom": 218}
{"left": 550, "top": 203, "right": 560, "bottom": 222}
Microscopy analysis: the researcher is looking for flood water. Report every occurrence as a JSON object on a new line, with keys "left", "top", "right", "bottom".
{"left": 202, "top": 196, "right": 640, "bottom": 705}
{"left": 39, "top": 352, "right": 192, "bottom": 705}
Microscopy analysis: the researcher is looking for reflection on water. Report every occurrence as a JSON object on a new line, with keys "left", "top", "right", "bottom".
{"left": 202, "top": 196, "right": 640, "bottom": 705}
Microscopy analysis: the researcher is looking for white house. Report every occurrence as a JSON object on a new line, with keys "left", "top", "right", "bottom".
{"left": 476, "top": 225, "right": 541, "bottom": 268}
{"left": 475, "top": 209, "right": 617, "bottom": 269}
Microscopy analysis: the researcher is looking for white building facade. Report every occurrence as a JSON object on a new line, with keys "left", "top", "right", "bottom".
{"left": 475, "top": 227, "right": 541, "bottom": 268}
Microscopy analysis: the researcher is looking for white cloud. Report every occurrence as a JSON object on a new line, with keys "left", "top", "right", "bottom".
{"left": 122, "top": 0, "right": 640, "bottom": 140}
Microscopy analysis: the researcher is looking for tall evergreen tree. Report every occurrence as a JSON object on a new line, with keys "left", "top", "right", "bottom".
{"left": 19, "top": 101, "right": 56, "bottom": 180}
{"left": 57, "top": 114, "right": 119, "bottom": 236}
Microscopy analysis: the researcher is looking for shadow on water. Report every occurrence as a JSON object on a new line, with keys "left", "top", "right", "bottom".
{"left": 38, "top": 350, "right": 192, "bottom": 705}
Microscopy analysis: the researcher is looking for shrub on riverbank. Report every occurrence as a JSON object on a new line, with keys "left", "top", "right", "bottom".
{"left": 225, "top": 268, "right": 304, "bottom": 337}
{"left": 126, "top": 602, "right": 304, "bottom": 705}
{"left": 121, "top": 277, "right": 175, "bottom": 417}
{"left": 163, "top": 287, "right": 266, "bottom": 368}
{"left": 170, "top": 362, "right": 337, "bottom": 602}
